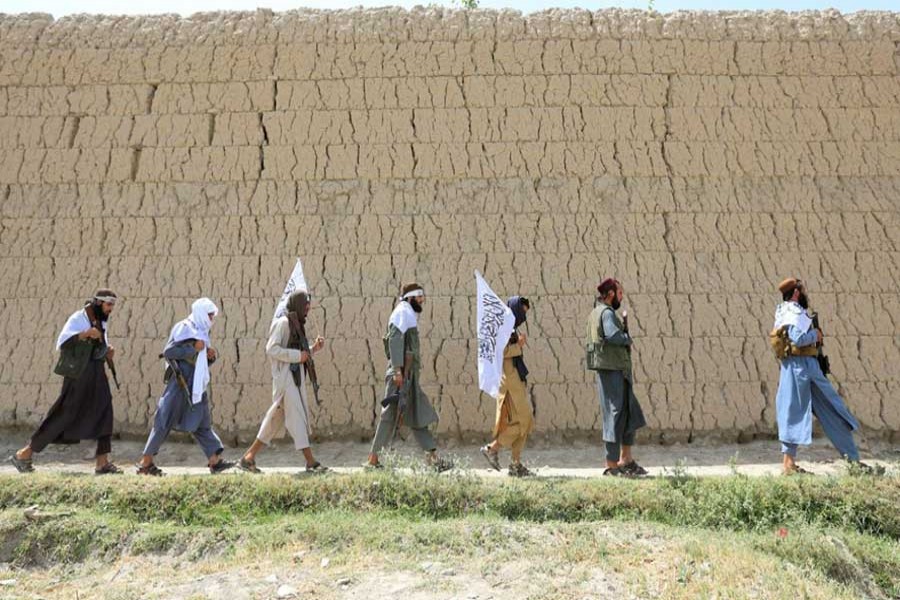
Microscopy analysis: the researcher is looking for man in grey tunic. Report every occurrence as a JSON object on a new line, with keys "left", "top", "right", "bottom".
{"left": 366, "top": 282, "right": 453, "bottom": 471}
{"left": 586, "top": 278, "right": 647, "bottom": 477}
{"left": 136, "top": 298, "right": 234, "bottom": 476}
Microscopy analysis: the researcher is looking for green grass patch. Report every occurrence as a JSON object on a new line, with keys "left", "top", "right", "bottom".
{"left": 1, "top": 471, "right": 897, "bottom": 538}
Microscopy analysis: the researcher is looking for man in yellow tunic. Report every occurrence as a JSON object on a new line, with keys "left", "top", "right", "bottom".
{"left": 480, "top": 296, "right": 534, "bottom": 477}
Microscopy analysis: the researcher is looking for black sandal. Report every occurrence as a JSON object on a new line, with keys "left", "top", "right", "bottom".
{"left": 621, "top": 461, "right": 648, "bottom": 477}
{"left": 209, "top": 458, "right": 236, "bottom": 474}
{"left": 430, "top": 457, "right": 454, "bottom": 473}
{"left": 95, "top": 462, "right": 123, "bottom": 475}
{"left": 508, "top": 463, "right": 534, "bottom": 478}
{"left": 9, "top": 454, "right": 34, "bottom": 473}
{"left": 136, "top": 462, "right": 164, "bottom": 476}
{"left": 783, "top": 464, "right": 813, "bottom": 476}
{"left": 602, "top": 467, "right": 625, "bottom": 477}
{"left": 305, "top": 461, "right": 330, "bottom": 474}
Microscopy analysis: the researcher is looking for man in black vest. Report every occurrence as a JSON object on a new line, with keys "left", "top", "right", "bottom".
{"left": 587, "top": 278, "right": 647, "bottom": 477}
{"left": 10, "top": 289, "right": 121, "bottom": 474}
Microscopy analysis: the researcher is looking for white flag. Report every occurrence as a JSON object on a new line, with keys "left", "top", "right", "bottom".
{"left": 273, "top": 258, "right": 309, "bottom": 324}
{"left": 475, "top": 270, "right": 515, "bottom": 398}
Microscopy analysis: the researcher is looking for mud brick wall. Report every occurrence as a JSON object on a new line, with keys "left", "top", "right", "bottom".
{"left": 1, "top": 9, "right": 899, "bottom": 443}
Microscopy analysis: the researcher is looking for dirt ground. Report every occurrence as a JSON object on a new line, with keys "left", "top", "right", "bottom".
{"left": 1, "top": 432, "right": 897, "bottom": 478}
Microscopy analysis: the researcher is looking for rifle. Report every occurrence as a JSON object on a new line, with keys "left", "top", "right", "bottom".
{"left": 810, "top": 313, "right": 831, "bottom": 376}
{"left": 298, "top": 334, "right": 321, "bottom": 406}
{"left": 381, "top": 352, "right": 413, "bottom": 450}
{"left": 160, "top": 352, "right": 193, "bottom": 411}
{"left": 86, "top": 306, "right": 120, "bottom": 390}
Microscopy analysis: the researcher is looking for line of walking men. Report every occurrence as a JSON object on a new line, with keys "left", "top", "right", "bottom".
{"left": 9, "top": 276, "right": 875, "bottom": 477}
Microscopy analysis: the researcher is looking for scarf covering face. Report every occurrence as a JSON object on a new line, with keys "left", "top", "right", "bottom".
{"left": 507, "top": 296, "right": 530, "bottom": 383}
{"left": 167, "top": 297, "right": 219, "bottom": 405}
{"left": 285, "top": 291, "right": 309, "bottom": 350}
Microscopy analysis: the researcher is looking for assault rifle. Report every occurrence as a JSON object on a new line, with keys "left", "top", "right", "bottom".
{"left": 298, "top": 335, "right": 321, "bottom": 406}
{"left": 381, "top": 352, "right": 413, "bottom": 449}
{"left": 159, "top": 353, "right": 193, "bottom": 411}
{"left": 86, "top": 307, "right": 120, "bottom": 390}
{"left": 811, "top": 313, "right": 831, "bottom": 376}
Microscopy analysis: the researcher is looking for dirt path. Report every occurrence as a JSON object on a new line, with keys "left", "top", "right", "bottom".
{"left": 2, "top": 434, "right": 897, "bottom": 477}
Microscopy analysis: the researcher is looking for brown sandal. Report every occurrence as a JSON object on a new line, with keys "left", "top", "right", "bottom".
{"left": 783, "top": 464, "right": 813, "bottom": 476}
{"left": 95, "top": 462, "right": 123, "bottom": 475}
{"left": 136, "top": 462, "right": 164, "bottom": 476}
{"left": 238, "top": 457, "right": 262, "bottom": 474}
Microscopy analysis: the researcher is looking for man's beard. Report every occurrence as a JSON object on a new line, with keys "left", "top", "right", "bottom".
{"left": 91, "top": 302, "right": 109, "bottom": 322}
{"left": 798, "top": 293, "right": 809, "bottom": 309}
{"left": 408, "top": 298, "right": 423, "bottom": 313}
{"left": 610, "top": 298, "right": 622, "bottom": 311}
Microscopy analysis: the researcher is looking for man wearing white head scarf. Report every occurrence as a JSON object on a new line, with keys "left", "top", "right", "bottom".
{"left": 366, "top": 282, "right": 452, "bottom": 472}
{"left": 10, "top": 289, "right": 121, "bottom": 475}
{"left": 136, "top": 298, "right": 234, "bottom": 476}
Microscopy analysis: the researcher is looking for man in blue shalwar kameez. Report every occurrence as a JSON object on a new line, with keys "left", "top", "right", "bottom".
{"left": 135, "top": 298, "right": 235, "bottom": 476}
{"left": 772, "top": 278, "right": 872, "bottom": 475}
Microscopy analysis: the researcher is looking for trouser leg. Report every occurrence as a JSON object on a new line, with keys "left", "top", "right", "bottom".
{"left": 193, "top": 428, "right": 225, "bottom": 459}
{"left": 605, "top": 441, "right": 621, "bottom": 463}
{"left": 95, "top": 435, "right": 112, "bottom": 457}
{"left": 812, "top": 389, "right": 859, "bottom": 461}
{"left": 510, "top": 432, "right": 528, "bottom": 463}
{"left": 781, "top": 441, "right": 799, "bottom": 457}
{"left": 142, "top": 424, "right": 172, "bottom": 457}
{"left": 256, "top": 401, "right": 285, "bottom": 446}
{"left": 410, "top": 426, "right": 437, "bottom": 452}
{"left": 370, "top": 404, "right": 398, "bottom": 455}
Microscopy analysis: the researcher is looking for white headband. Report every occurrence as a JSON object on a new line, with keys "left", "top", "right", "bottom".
{"left": 94, "top": 296, "right": 117, "bottom": 304}
{"left": 401, "top": 289, "right": 424, "bottom": 300}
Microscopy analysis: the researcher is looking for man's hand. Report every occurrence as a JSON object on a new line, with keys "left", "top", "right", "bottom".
{"left": 83, "top": 327, "right": 103, "bottom": 341}
{"left": 206, "top": 347, "right": 217, "bottom": 361}
{"left": 312, "top": 336, "right": 325, "bottom": 352}
{"left": 299, "top": 350, "right": 310, "bottom": 364}
{"left": 107, "top": 347, "right": 116, "bottom": 360}
{"left": 517, "top": 332, "right": 527, "bottom": 347}
{"left": 194, "top": 340, "right": 206, "bottom": 352}
{"left": 816, "top": 329, "right": 823, "bottom": 344}
{"left": 393, "top": 370, "right": 404, "bottom": 388}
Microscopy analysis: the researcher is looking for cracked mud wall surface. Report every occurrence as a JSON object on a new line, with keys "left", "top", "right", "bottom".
{"left": 1, "top": 8, "right": 899, "bottom": 443}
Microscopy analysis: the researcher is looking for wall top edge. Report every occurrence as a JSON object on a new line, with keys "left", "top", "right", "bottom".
{"left": 0, "top": 8, "right": 898, "bottom": 46}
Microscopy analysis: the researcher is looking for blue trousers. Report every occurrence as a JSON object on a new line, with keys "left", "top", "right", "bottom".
{"left": 781, "top": 386, "right": 859, "bottom": 461}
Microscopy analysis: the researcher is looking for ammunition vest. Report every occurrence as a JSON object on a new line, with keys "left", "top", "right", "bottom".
{"left": 769, "top": 325, "right": 819, "bottom": 360}
{"left": 585, "top": 304, "right": 632, "bottom": 372}
{"left": 53, "top": 338, "right": 95, "bottom": 380}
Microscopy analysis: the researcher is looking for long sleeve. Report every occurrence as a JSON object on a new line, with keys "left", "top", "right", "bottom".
{"left": 601, "top": 310, "right": 632, "bottom": 347}
{"left": 788, "top": 325, "right": 818, "bottom": 348}
{"left": 266, "top": 318, "right": 303, "bottom": 364}
{"left": 387, "top": 325, "right": 406, "bottom": 370}
{"left": 164, "top": 340, "right": 199, "bottom": 361}
{"left": 503, "top": 342, "right": 523, "bottom": 359}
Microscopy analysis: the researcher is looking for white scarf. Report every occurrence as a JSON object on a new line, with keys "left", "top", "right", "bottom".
{"left": 773, "top": 301, "right": 812, "bottom": 333}
{"left": 389, "top": 301, "right": 418, "bottom": 334}
{"left": 56, "top": 307, "right": 106, "bottom": 350}
{"left": 166, "top": 298, "right": 218, "bottom": 404}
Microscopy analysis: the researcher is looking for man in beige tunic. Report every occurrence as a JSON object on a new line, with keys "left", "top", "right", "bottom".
{"left": 238, "top": 291, "right": 327, "bottom": 473}
{"left": 480, "top": 296, "right": 534, "bottom": 477}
